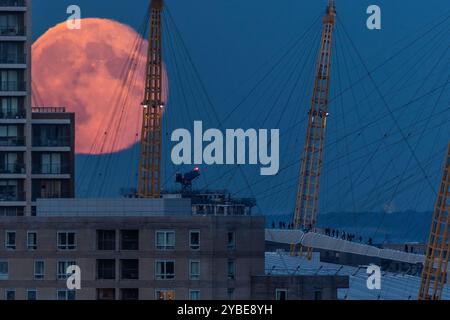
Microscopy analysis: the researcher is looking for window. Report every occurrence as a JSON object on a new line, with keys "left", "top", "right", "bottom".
{"left": 227, "top": 288, "right": 235, "bottom": 300}
{"left": 227, "top": 231, "right": 236, "bottom": 250}
{"left": 314, "top": 290, "right": 322, "bottom": 301}
{"left": 120, "top": 259, "right": 139, "bottom": 280}
{"left": 41, "top": 153, "right": 61, "bottom": 174}
{"left": 227, "top": 259, "right": 236, "bottom": 280}
{"left": 190, "top": 290, "right": 200, "bottom": 300}
{"left": 57, "top": 290, "right": 76, "bottom": 300}
{"left": 27, "top": 289, "right": 37, "bottom": 301}
{"left": 57, "top": 232, "right": 76, "bottom": 250}
{"left": 97, "top": 288, "right": 115, "bottom": 301}
{"left": 5, "top": 231, "right": 16, "bottom": 250}
{"left": 189, "top": 260, "right": 200, "bottom": 280}
{"left": 34, "top": 260, "right": 45, "bottom": 280}
{"left": 156, "top": 289, "right": 175, "bottom": 300}
{"left": 276, "top": 289, "right": 288, "bottom": 300}
{"left": 155, "top": 260, "right": 175, "bottom": 280}
{"left": 156, "top": 230, "right": 175, "bottom": 250}
{"left": 120, "top": 230, "right": 139, "bottom": 250}
{"left": 120, "top": 289, "right": 139, "bottom": 301}
{"left": 57, "top": 260, "right": 76, "bottom": 280}
{"left": 0, "top": 261, "right": 8, "bottom": 280}
{"left": 189, "top": 230, "right": 200, "bottom": 250}
{"left": 97, "top": 230, "right": 116, "bottom": 250}
{"left": 97, "top": 259, "right": 116, "bottom": 280}
{"left": 27, "top": 231, "right": 37, "bottom": 250}
{"left": 5, "top": 289, "right": 15, "bottom": 300}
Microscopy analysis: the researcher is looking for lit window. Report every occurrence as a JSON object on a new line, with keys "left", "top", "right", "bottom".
{"left": 156, "top": 231, "right": 175, "bottom": 250}
{"left": 156, "top": 289, "right": 175, "bottom": 300}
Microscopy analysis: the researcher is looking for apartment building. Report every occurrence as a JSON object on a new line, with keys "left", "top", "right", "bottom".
{"left": 0, "top": 1, "right": 75, "bottom": 216}
{"left": 0, "top": 198, "right": 349, "bottom": 300}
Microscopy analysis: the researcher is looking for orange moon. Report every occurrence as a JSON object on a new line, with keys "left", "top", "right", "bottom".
{"left": 32, "top": 18, "right": 167, "bottom": 154}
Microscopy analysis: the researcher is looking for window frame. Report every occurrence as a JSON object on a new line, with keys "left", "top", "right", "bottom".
{"left": 275, "top": 289, "right": 288, "bottom": 300}
{"left": 56, "top": 260, "right": 77, "bottom": 280}
{"left": 189, "top": 260, "right": 200, "bottom": 281}
{"left": 0, "top": 260, "right": 9, "bottom": 280}
{"left": 227, "top": 231, "right": 236, "bottom": 250}
{"left": 155, "top": 260, "right": 175, "bottom": 280}
{"left": 26, "top": 289, "right": 37, "bottom": 301}
{"left": 5, "top": 230, "right": 16, "bottom": 250}
{"left": 57, "top": 231, "right": 77, "bottom": 251}
{"left": 189, "top": 289, "right": 200, "bottom": 300}
{"left": 227, "top": 259, "right": 236, "bottom": 280}
{"left": 57, "top": 289, "right": 76, "bottom": 301}
{"left": 155, "top": 289, "right": 175, "bottom": 301}
{"left": 155, "top": 230, "right": 175, "bottom": 250}
{"left": 5, "top": 289, "right": 15, "bottom": 300}
{"left": 189, "top": 230, "right": 200, "bottom": 250}
{"left": 27, "top": 231, "right": 37, "bottom": 250}
{"left": 34, "top": 260, "right": 45, "bottom": 280}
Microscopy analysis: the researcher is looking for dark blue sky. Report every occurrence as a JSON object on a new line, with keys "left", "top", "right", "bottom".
{"left": 33, "top": 0, "right": 450, "bottom": 239}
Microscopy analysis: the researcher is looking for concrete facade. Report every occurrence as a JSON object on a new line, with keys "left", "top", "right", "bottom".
{"left": 0, "top": 1, "right": 75, "bottom": 216}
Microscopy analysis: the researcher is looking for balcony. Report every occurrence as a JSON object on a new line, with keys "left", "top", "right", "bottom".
{"left": 0, "top": 53, "right": 26, "bottom": 64}
{"left": 0, "top": 80, "right": 26, "bottom": 91}
{"left": 0, "top": 162, "right": 24, "bottom": 174}
{"left": 33, "top": 137, "right": 70, "bottom": 148}
{"left": 33, "top": 164, "right": 70, "bottom": 175}
{"left": 0, "top": 109, "right": 25, "bottom": 119}
{"left": 0, "top": 136, "right": 24, "bottom": 146}
{"left": 0, "top": 0, "right": 25, "bottom": 7}
{"left": 0, "top": 26, "right": 25, "bottom": 36}
{"left": 0, "top": 190, "right": 25, "bottom": 201}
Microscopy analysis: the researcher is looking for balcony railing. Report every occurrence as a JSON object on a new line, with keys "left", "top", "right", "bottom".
{"left": 0, "top": 53, "right": 26, "bottom": 64}
{"left": 32, "top": 107, "right": 66, "bottom": 113}
{"left": 0, "top": 81, "right": 26, "bottom": 92}
{"left": 0, "top": 163, "right": 25, "bottom": 174}
{"left": 0, "top": 110, "right": 26, "bottom": 119}
{"left": 33, "top": 164, "right": 70, "bottom": 175}
{"left": 33, "top": 137, "right": 70, "bottom": 147}
{"left": 0, "top": 136, "right": 25, "bottom": 146}
{"left": 0, "top": 0, "right": 26, "bottom": 7}
{"left": 0, "top": 191, "right": 25, "bottom": 201}
{"left": 0, "top": 26, "right": 26, "bottom": 36}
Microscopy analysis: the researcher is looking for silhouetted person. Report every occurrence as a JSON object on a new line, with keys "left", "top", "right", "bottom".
{"left": 359, "top": 236, "right": 362, "bottom": 243}
{"left": 405, "top": 244, "right": 409, "bottom": 253}
{"left": 272, "top": 222, "right": 275, "bottom": 229}
{"left": 368, "top": 238, "right": 373, "bottom": 246}
{"left": 279, "top": 222, "right": 283, "bottom": 229}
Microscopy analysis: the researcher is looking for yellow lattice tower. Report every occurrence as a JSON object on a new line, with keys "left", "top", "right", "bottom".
{"left": 418, "top": 142, "right": 450, "bottom": 300}
{"left": 291, "top": 0, "right": 336, "bottom": 258}
{"left": 138, "top": 0, "right": 164, "bottom": 198}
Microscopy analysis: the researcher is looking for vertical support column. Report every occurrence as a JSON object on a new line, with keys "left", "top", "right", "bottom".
{"left": 25, "top": 0, "right": 33, "bottom": 215}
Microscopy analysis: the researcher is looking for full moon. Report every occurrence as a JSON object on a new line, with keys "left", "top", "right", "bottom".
{"left": 32, "top": 18, "right": 167, "bottom": 154}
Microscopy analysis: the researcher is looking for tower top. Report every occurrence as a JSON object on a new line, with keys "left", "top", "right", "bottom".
{"left": 324, "top": 0, "right": 336, "bottom": 24}
{"left": 151, "top": 0, "right": 163, "bottom": 9}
